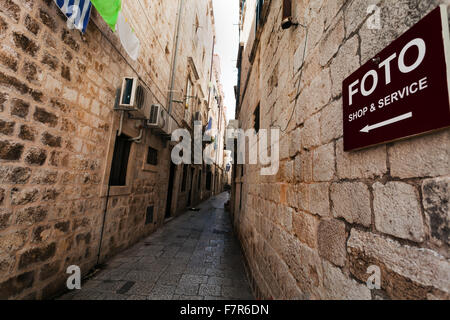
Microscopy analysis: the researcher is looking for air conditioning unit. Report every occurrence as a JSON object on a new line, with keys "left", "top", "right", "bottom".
{"left": 194, "top": 111, "right": 202, "bottom": 123}
{"left": 146, "top": 104, "right": 175, "bottom": 136}
{"left": 118, "top": 77, "right": 151, "bottom": 119}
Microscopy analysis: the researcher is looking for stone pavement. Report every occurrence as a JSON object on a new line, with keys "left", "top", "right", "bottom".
{"left": 59, "top": 193, "right": 254, "bottom": 300}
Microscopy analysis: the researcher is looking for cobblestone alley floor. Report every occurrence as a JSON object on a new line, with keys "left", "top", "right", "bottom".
{"left": 59, "top": 192, "right": 254, "bottom": 300}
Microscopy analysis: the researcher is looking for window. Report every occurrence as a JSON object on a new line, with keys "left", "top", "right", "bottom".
{"left": 206, "top": 165, "right": 212, "bottom": 191}
{"left": 255, "top": 0, "right": 265, "bottom": 32}
{"left": 147, "top": 147, "right": 158, "bottom": 166}
{"left": 198, "top": 170, "right": 202, "bottom": 190}
{"left": 181, "top": 165, "right": 188, "bottom": 192}
{"left": 282, "top": 0, "right": 292, "bottom": 23}
{"left": 145, "top": 206, "right": 154, "bottom": 225}
{"left": 254, "top": 104, "right": 260, "bottom": 133}
{"left": 109, "top": 134, "right": 132, "bottom": 186}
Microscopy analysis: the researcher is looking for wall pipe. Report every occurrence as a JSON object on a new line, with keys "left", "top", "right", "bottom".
{"left": 168, "top": 0, "right": 184, "bottom": 116}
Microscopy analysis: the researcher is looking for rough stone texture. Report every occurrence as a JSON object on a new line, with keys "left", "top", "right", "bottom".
{"left": 388, "top": 131, "right": 450, "bottom": 179}
{"left": 422, "top": 177, "right": 450, "bottom": 245}
{"left": 348, "top": 229, "right": 450, "bottom": 297}
{"left": 292, "top": 211, "right": 318, "bottom": 249}
{"left": 233, "top": 0, "right": 450, "bottom": 300}
{"left": 331, "top": 182, "right": 371, "bottom": 227}
{"left": 321, "top": 261, "right": 371, "bottom": 300}
{"left": 373, "top": 182, "right": 425, "bottom": 242}
{"left": 312, "top": 142, "right": 335, "bottom": 182}
{"left": 0, "top": 0, "right": 222, "bottom": 300}
{"left": 318, "top": 219, "right": 346, "bottom": 267}
{"left": 336, "top": 139, "right": 387, "bottom": 179}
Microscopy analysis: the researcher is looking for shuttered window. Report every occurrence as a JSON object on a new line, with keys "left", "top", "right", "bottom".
{"left": 109, "top": 134, "right": 132, "bottom": 186}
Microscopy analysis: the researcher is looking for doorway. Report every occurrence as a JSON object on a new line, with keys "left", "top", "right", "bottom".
{"left": 165, "top": 162, "right": 176, "bottom": 219}
{"left": 188, "top": 167, "right": 195, "bottom": 207}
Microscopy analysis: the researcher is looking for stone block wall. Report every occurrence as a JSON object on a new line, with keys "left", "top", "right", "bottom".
{"left": 0, "top": 0, "right": 216, "bottom": 299}
{"left": 235, "top": 0, "right": 450, "bottom": 300}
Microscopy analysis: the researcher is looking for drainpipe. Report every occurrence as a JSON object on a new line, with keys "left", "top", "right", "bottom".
{"left": 168, "top": 0, "right": 184, "bottom": 116}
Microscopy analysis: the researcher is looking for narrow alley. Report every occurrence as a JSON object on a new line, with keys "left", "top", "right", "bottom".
{"left": 0, "top": 0, "right": 449, "bottom": 304}
{"left": 59, "top": 193, "right": 253, "bottom": 300}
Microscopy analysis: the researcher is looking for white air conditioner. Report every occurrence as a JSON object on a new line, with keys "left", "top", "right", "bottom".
{"left": 146, "top": 104, "right": 175, "bottom": 136}
{"left": 118, "top": 77, "right": 151, "bottom": 119}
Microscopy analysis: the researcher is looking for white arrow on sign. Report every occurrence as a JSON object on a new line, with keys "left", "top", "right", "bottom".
{"left": 360, "top": 112, "right": 413, "bottom": 133}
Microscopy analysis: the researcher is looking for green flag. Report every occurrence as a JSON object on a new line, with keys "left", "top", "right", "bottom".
{"left": 91, "top": 0, "right": 121, "bottom": 31}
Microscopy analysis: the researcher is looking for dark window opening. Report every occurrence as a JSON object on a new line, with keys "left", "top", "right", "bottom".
{"left": 109, "top": 134, "right": 132, "bottom": 186}
{"left": 147, "top": 146, "right": 158, "bottom": 166}
{"left": 282, "top": 0, "right": 292, "bottom": 22}
{"left": 254, "top": 104, "right": 260, "bottom": 133}
{"left": 145, "top": 206, "right": 154, "bottom": 225}
{"left": 255, "top": 0, "right": 265, "bottom": 32}
{"left": 206, "top": 166, "right": 212, "bottom": 191}
{"left": 181, "top": 165, "right": 188, "bottom": 192}
{"left": 198, "top": 170, "right": 202, "bottom": 190}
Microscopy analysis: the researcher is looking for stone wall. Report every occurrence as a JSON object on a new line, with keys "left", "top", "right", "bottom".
{"left": 234, "top": 0, "right": 450, "bottom": 300}
{"left": 0, "top": 0, "right": 217, "bottom": 299}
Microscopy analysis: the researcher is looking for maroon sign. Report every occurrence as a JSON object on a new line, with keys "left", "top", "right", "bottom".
{"left": 343, "top": 6, "right": 450, "bottom": 151}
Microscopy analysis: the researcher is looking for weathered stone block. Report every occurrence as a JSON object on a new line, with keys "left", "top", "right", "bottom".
{"left": 301, "top": 113, "right": 321, "bottom": 149}
{"left": 13, "top": 32, "right": 39, "bottom": 57}
{"left": 0, "top": 140, "right": 24, "bottom": 160}
{"left": 32, "top": 225, "right": 52, "bottom": 243}
{"left": 388, "top": 131, "right": 450, "bottom": 179}
{"left": 11, "top": 187, "right": 39, "bottom": 206}
{"left": 373, "top": 182, "right": 424, "bottom": 242}
{"left": 336, "top": 138, "right": 387, "bottom": 179}
{"left": 330, "top": 35, "right": 360, "bottom": 98}
{"left": 34, "top": 107, "right": 58, "bottom": 127}
{"left": 16, "top": 205, "right": 48, "bottom": 226}
{"left": 319, "top": 15, "right": 345, "bottom": 66}
{"left": 320, "top": 98, "right": 343, "bottom": 144}
{"left": 18, "top": 243, "right": 57, "bottom": 270}
{"left": 313, "top": 142, "right": 335, "bottom": 182}
{"left": 292, "top": 211, "right": 318, "bottom": 249}
{"left": 331, "top": 182, "right": 371, "bottom": 227}
{"left": 322, "top": 260, "right": 371, "bottom": 300}
{"left": 309, "top": 183, "right": 330, "bottom": 217}
{"left": 0, "top": 272, "right": 35, "bottom": 300}
{"left": 22, "top": 60, "right": 41, "bottom": 83}
{"left": 41, "top": 132, "right": 62, "bottom": 148}
{"left": 318, "top": 219, "right": 346, "bottom": 267}
{"left": 0, "top": 119, "right": 15, "bottom": 136}
{"left": 25, "top": 14, "right": 40, "bottom": 35}
{"left": 0, "top": 230, "right": 27, "bottom": 252}
{"left": 42, "top": 52, "right": 59, "bottom": 70}
{"left": 39, "top": 8, "right": 57, "bottom": 30}
{"left": 347, "top": 229, "right": 450, "bottom": 297}
{"left": 18, "top": 125, "right": 36, "bottom": 141}
{"left": 10, "top": 99, "right": 30, "bottom": 118}
{"left": 39, "top": 260, "right": 61, "bottom": 281}
{"left": 422, "top": 177, "right": 450, "bottom": 245}
{"left": 25, "top": 148, "right": 47, "bottom": 166}
{"left": 0, "top": 166, "right": 31, "bottom": 184}
{"left": 0, "top": 0, "right": 21, "bottom": 22}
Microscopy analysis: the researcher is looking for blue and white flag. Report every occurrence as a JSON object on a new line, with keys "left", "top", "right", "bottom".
{"left": 54, "top": 0, "right": 92, "bottom": 33}
{"left": 206, "top": 117, "right": 213, "bottom": 131}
